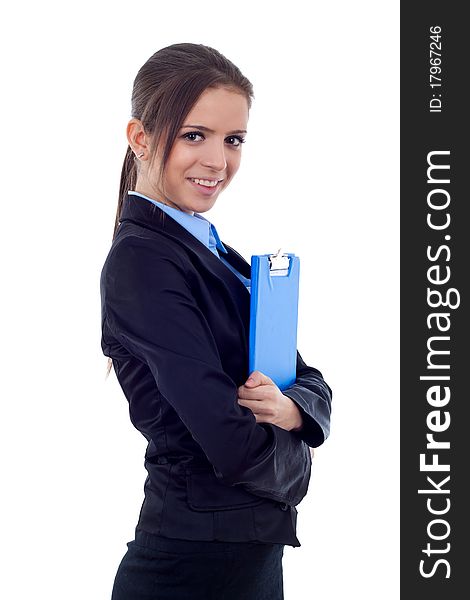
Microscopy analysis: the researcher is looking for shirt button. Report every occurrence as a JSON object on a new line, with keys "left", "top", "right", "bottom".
{"left": 279, "top": 502, "right": 289, "bottom": 511}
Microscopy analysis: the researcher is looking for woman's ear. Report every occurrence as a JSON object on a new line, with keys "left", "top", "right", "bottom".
{"left": 126, "top": 118, "right": 149, "bottom": 157}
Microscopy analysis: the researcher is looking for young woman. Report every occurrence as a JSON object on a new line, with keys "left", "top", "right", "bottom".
{"left": 100, "top": 42, "right": 332, "bottom": 600}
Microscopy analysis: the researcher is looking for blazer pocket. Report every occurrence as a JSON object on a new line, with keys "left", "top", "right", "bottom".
{"left": 186, "top": 468, "right": 266, "bottom": 512}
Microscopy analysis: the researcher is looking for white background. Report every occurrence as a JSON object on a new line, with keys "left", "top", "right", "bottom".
{"left": 1, "top": 1, "right": 399, "bottom": 598}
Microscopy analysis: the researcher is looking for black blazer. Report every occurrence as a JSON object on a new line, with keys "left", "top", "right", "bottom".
{"left": 100, "top": 194, "right": 332, "bottom": 547}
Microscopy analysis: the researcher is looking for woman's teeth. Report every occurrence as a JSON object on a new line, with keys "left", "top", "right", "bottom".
{"left": 189, "top": 178, "right": 219, "bottom": 187}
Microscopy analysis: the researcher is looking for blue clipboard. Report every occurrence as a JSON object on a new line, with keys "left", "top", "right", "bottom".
{"left": 248, "top": 250, "right": 300, "bottom": 391}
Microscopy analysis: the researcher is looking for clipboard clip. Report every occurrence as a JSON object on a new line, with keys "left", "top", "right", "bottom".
{"left": 268, "top": 248, "right": 290, "bottom": 276}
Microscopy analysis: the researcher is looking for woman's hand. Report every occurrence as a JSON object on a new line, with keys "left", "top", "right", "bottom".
{"left": 237, "top": 371, "right": 304, "bottom": 432}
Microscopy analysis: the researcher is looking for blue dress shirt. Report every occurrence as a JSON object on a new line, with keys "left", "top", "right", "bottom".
{"left": 128, "top": 191, "right": 251, "bottom": 292}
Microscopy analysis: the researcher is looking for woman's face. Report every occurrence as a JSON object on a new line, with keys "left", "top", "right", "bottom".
{"left": 137, "top": 86, "right": 249, "bottom": 215}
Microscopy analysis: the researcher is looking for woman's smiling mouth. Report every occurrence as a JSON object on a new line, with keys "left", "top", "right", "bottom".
{"left": 186, "top": 177, "right": 223, "bottom": 196}
{"left": 188, "top": 177, "right": 222, "bottom": 187}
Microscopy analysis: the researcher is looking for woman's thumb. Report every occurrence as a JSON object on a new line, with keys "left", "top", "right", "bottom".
{"left": 245, "top": 372, "right": 258, "bottom": 385}
{"left": 246, "top": 370, "right": 272, "bottom": 386}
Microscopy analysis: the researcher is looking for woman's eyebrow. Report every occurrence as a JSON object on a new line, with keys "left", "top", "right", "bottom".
{"left": 182, "top": 124, "right": 247, "bottom": 134}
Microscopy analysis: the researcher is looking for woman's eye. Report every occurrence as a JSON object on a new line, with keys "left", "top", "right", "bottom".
{"left": 183, "top": 132, "right": 204, "bottom": 142}
{"left": 226, "top": 136, "right": 246, "bottom": 147}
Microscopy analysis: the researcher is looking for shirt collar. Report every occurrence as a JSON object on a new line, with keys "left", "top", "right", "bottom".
{"left": 128, "top": 191, "right": 228, "bottom": 255}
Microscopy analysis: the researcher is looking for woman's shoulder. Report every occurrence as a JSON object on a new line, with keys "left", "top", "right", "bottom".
{"left": 106, "top": 220, "right": 187, "bottom": 269}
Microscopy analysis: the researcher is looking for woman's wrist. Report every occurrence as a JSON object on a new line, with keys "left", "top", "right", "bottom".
{"left": 283, "top": 394, "right": 304, "bottom": 431}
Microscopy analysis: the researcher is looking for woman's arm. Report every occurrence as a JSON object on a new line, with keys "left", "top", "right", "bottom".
{"left": 282, "top": 352, "right": 332, "bottom": 447}
{"left": 102, "top": 236, "right": 312, "bottom": 506}
{"left": 236, "top": 359, "right": 332, "bottom": 448}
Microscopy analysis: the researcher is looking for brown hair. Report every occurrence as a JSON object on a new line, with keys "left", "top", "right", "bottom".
{"left": 105, "top": 43, "right": 254, "bottom": 378}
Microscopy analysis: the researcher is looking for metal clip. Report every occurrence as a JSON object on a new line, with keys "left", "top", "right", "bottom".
{"left": 268, "top": 248, "right": 290, "bottom": 276}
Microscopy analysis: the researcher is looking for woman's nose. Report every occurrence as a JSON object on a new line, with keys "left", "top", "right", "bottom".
{"left": 200, "top": 140, "right": 227, "bottom": 172}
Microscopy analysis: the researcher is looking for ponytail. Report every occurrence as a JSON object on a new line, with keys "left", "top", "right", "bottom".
{"left": 113, "top": 145, "right": 138, "bottom": 241}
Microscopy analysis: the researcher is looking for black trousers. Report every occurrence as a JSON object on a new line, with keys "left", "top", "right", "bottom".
{"left": 111, "top": 530, "right": 285, "bottom": 600}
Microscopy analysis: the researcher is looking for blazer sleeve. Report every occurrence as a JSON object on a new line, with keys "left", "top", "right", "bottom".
{"left": 102, "top": 236, "right": 311, "bottom": 506}
{"left": 282, "top": 352, "right": 332, "bottom": 448}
